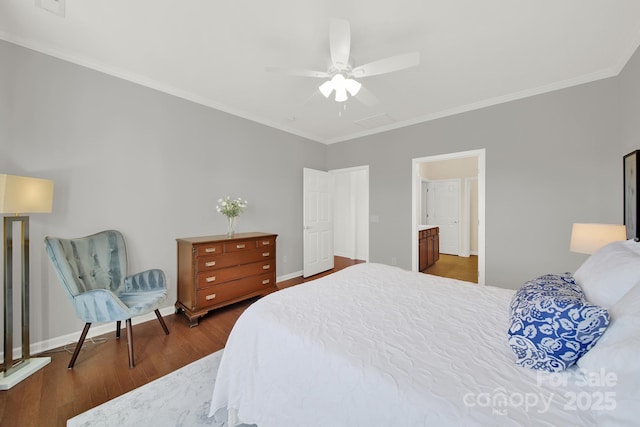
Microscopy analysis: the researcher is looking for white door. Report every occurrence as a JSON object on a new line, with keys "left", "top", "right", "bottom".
{"left": 421, "top": 180, "right": 428, "bottom": 224}
{"left": 303, "top": 168, "right": 334, "bottom": 277}
{"left": 426, "top": 179, "right": 460, "bottom": 255}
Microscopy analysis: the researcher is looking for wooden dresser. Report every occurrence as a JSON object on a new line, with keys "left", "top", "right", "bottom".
{"left": 419, "top": 227, "right": 440, "bottom": 271}
{"left": 175, "top": 232, "right": 277, "bottom": 326}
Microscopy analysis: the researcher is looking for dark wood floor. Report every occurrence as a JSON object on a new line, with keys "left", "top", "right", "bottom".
{"left": 0, "top": 257, "right": 362, "bottom": 427}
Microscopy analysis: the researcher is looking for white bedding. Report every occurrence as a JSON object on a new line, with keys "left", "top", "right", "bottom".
{"left": 209, "top": 263, "right": 602, "bottom": 426}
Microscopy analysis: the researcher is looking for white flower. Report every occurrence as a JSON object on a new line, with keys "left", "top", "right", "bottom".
{"left": 216, "top": 195, "right": 248, "bottom": 218}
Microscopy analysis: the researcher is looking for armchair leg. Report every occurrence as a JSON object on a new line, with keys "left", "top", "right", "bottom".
{"left": 155, "top": 309, "right": 170, "bottom": 335}
{"left": 126, "top": 319, "right": 134, "bottom": 369}
{"left": 116, "top": 320, "right": 121, "bottom": 339}
{"left": 69, "top": 323, "right": 91, "bottom": 369}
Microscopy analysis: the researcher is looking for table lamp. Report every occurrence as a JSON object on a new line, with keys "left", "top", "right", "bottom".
{"left": 569, "top": 223, "right": 627, "bottom": 255}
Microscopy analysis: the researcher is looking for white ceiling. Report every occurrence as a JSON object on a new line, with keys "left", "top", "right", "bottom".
{"left": 2, "top": 1, "right": 640, "bottom": 144}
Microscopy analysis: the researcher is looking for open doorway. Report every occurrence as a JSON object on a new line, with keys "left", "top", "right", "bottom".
{"left": 302, "top": 166, "right": 369, "bottom": 278}
{"left": 411, "top": 149, "right": 485, "bottom": 285}
{"left": 330, "top": 165, "right": 369, "bottom": 263}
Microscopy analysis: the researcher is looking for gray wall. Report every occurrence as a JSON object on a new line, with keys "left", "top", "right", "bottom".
{"left": 619, "top": 42, "right": 640, "bottom": 154}
{"left": 327, "top": 70, "right": 628, "bottom": 289}
{"left": 1, "top": 40, "right": 325, "bottom": 346}
{"left": 2, "top": 37, "right": 639, "bottom": 348}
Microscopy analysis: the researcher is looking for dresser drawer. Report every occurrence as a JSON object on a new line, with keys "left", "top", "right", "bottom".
{"left": 419, "top": 228, "right": 439, "bottom": 239}
{"left": 257, "top": 237, "right": 276, "bottom": 248}
{"left": 196, "top": 249, "right": 274, "bottom": 271}
{"left": 195, "top": 243, "right": 223, "bottom": 257}
{"left": 196, "top": 260, "right": 275, "bottom": 288}
{"left": 224, "top": 240, "right": 255, "bottom": 253}
{"left": 196, "top": 272, "right": 275, "bottom": 307}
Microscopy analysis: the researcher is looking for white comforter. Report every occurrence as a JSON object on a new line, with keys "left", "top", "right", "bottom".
{"left": 209, "top": 263, "right": 599, "bottom": 426}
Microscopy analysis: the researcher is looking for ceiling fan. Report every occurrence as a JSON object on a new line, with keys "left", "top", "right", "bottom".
{"left": 267, "top": 18, "right": 420, "bottom": 105}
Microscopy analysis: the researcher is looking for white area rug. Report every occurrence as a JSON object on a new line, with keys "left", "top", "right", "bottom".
{"left": 68, "top": 350, "right": 229, "bottom": 427}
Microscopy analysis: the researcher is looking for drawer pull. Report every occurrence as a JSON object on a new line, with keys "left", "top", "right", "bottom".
{"left": 262, "top": 252, "right": 270, "bottom": 257}
{"left": 205, "top": 276, "right": 216, "bottom": 283}
{"left": 262, "top": 241, "right": 271, "bottom": 245}
{"left": 236, "top": 244, "right": 246, "bottom": 249}
{"left": 205, "top": 247, "right": 217, "bottom": 253}
{"left": 205, "top": 261, "right": 216, "bottom": 267}
{"left": 262, "top": 264, "right": 270, "bottom": 270}
{"left": 262, "top": 279, "right": 270, "bottom": 285}
{"left": 205, "top": 293, "right": 216, "bottom": 301}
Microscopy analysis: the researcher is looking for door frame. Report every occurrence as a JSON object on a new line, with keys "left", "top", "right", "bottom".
{"left": 329, "top": 165, "right": 370, "bottom": 263}
{"left": 462, "top": 176, "right": 478, "bottom": 257}
{"left": 411, "top": 149, "right": 486, "bottom": 285}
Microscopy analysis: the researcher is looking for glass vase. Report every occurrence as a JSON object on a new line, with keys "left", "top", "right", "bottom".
{"left": 227, "top": 216, "right": 236, "bottom": 237}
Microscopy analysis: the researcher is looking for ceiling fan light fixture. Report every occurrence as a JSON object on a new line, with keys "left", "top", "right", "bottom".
{"left": 319, "top": 80, "right": 334, "bottom": 98}
{"left": 335, "top": 87, "right": 348, "bottom": 102}
{"left": 319, "top": 73, "right": 359, "bottom": 102}
{"left": 345, "top": 78, "right": 361, "bottom": 96}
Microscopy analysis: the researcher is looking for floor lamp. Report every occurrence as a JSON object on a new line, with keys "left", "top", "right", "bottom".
{"left": 0, "top": 174, "right": 54, "bottom": 390}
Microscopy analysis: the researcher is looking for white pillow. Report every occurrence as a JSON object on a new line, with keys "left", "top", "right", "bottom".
{"left": 573, "top": 239, "right": 640, "bottom": 308}
{"left": 577, "top": 281, "right": 640, "bottom": 374}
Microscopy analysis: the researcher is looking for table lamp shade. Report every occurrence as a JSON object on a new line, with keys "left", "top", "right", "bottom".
{"left": 570, "top": 223, "right": 627, "bottom": 255}
{"left": 0, "top": 174, "right": 54, "bottom": 214}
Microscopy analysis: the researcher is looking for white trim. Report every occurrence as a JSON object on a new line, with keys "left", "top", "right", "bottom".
{"left": 462, "top": 176, "right": 478, "bottom": 258}
{"left": 324, "top": 70, "right": 618, "bottom": 144}
{"left": 0, "top": 31, "right": 630, "bottom": 146}
{"left": 277, "top": 271, "right": 303, "bottom": 283}
{"left": 420, "top": 178, "right": 428, "bottom": 225}
{"left": 412, "top": 149, "right": 486, "bottom": 285}
{"left": 1, "top": 305, "right": 176, "bottom": 359}
{"left": 329, "top": 165, "right": 370, "bottom": 174}
{"left": 0, "top": 32, "right": 321, "bottom": 144}
{"left": 10, "top": 270, "right": 298, "bottom": 358}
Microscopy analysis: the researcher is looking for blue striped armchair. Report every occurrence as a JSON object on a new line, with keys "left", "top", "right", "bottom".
{"left": 44, "top": 230, "right": 169, "bottom": 368}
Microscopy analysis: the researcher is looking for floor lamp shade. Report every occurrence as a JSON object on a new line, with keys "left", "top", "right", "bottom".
{"left": 569, "top": 223, "right": 627, "bottom": 255}
{"left": 0, "top": 174, "right": 54, "bottom": 389}
{"left": 0, "top": 174, "right": 54, "bottom": 215}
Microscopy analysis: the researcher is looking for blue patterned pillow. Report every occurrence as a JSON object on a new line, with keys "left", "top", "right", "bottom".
{"left": 508, "top": 273, "right": 609, "bottom": 372}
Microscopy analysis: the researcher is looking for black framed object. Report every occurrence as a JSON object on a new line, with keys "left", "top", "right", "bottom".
{"left": 624, "top": 150, "right": 640, "bottom": 240}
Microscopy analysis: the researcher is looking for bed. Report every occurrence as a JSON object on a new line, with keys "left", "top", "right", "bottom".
{"left": 209, "top": 241, "right": 640, "bottom": 426}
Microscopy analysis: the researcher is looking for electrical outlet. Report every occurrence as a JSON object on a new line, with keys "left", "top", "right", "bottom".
{"left": 391, "top": 257, "right": 397, "bottom": 265}
{"left": 283, "top": 255, "right": 288, "bottom": 263}
{"left": 35, "top": 0, "right": 66, "bottom": 17}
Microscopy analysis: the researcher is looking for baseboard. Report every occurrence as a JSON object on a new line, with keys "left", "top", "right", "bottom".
{"left": 277, "top": 270, "right": 303, "bottom": 282}
{"left": 0, "top": 306, "right": 176, "bottom": 360}
{"left": 8, "top": 273, "right": 303, "bottom": 359}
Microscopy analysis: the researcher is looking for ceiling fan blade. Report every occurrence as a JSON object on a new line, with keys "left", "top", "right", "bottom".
{"left": 300, "top": 90, "right": 325, "bottom": 108}
{"left": 354, "top": 86, "right": 379, "bottom": 107}
{"left": 330, "top": 18, "right": 351, "bottom": 69}
{"left": 352, "top": 52, "right": 420, "bottom": 78}
{"left": 264, "top": 66, "right": 330, "bottom": 78}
